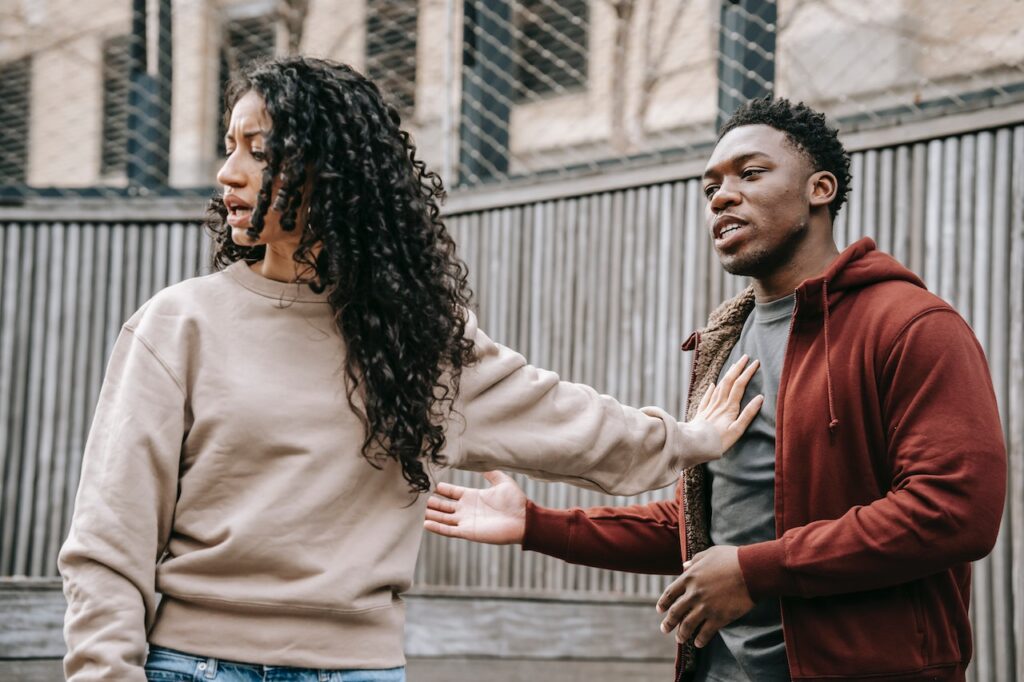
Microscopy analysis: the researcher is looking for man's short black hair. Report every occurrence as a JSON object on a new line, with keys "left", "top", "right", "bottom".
{"left": 719, "top": 97, "right": 852, "bottom": 221}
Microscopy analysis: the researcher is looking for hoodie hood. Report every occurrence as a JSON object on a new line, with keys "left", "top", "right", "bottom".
{"left": 800, "top": 237, "right": 925, "bottom": 303}
{"left": 798, "top": 237, "right": 926, "bottom": 436}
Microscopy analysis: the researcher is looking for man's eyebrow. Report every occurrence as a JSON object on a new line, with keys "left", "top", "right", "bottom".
{"left": 702, "top": 151, "right": 771, "bottom": 179}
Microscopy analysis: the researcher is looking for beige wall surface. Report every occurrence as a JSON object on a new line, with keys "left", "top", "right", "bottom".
{"left": 2, "top": 0, "right": 1023, "bottom": 189}
{"left": 777, "top": 0, "right": 1024, "bottom": 119}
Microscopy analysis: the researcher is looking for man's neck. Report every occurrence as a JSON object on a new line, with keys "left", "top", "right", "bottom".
{"left": 752, "top": 241, "right": 841, "bottom": 303}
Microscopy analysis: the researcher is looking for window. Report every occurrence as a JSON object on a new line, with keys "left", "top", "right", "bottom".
{"left": 515, "top": 0, "right": 588, "bottom": 99}
{"left": 365, "top": 0, "right": 418, "bottom": 114}
{"left": 0, "top": 58, "right": 30, "bottom": 184}
{"left": 217, "top": 14, "right": 276, "bottom": 151}
{"left": 101, "top": 35, "right": 131, "bottom": 176}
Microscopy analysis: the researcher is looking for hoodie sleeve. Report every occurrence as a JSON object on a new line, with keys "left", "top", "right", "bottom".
{"left": 737, "top": 308, "right": 1007, "bottom": 599}
{"left": 523, "top": 497, "right": 684, "bottom": 575}
{"left": 445, "top": 311, "right": 717, "bottom": 496}
{"left": 57, "top": 324, "right": 187, "bottom": 682}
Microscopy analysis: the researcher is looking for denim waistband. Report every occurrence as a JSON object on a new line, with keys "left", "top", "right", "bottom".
{"left": 145, "top": 645, "right": 406, "bottom": 682}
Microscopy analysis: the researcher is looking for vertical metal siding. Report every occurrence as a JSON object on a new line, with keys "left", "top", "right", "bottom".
{"left": 0, "top": 125, "right": 1021, "bottom": 678}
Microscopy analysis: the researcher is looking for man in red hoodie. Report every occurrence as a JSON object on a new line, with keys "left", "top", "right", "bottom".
{"left": 425, "top": 98, "right": 1007, "bottom": 681}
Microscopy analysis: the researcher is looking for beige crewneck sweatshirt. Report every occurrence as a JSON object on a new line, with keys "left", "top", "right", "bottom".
{"left": 58, "top": 261, "right": 718, "bottom": 681}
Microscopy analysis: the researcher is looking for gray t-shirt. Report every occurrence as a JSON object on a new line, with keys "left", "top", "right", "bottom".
{"left": 694, "top": 292, "right": 794, "bottom": 682}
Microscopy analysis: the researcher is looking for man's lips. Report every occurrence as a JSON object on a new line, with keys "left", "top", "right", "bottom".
{"left": 713, "top": 215, "right": 748, "bottom": 240}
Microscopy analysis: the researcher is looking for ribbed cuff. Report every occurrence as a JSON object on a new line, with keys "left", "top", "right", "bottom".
{"left": 737, "top": 539, "right": 790, "bottom": 601}
{"left": 522, "top": 500, "right": 575, "bottom": 560}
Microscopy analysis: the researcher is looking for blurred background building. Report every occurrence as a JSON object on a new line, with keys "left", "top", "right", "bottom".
{"left": 1, "top": 1, "right": 1022, "bottom": 680}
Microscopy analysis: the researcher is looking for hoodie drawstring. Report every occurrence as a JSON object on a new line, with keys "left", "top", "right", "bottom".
{"left": 822, "top": 279, "right": 840, "bottom": 435}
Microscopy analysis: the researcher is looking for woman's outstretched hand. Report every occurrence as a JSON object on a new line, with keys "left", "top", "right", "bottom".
{"left": 688, "top": 354, "right": 764, "bottom": 461}
{"left": 424, "top": 471, "right": 527, "bottom": 545}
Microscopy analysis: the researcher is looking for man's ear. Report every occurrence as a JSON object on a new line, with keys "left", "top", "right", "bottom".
{"left": 808, "top": 171, "right": 837, "bottom": 209}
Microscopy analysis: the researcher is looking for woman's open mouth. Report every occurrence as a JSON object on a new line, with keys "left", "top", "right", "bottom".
{"left": 224, "top": 195, "right": 254, "bottom": 228}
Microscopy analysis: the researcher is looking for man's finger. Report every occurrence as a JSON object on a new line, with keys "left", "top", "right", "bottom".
{"left": 693, "top": 618, "right": 723, "bottom": 649}
{"left": 657, "top": 575, "right": 687, "bottom": 613}
{"left": 675, "top": 609, "right": 705, "bottom": 644}
{"left": 426, "top": 495, "right": 457, "bottom": 513}
{"left": 424, "top": 508, "right": 457, "bottom": 526}
{"left": 423, "top": 520, "right": 462, "bottom": 538}
{"left": 661, "top": 592, "right": 695, "bottom": 633}
{"left": 434, "top": 482, "right": 465, "bottom": 501}
{"left": 482, "top": 471, "right": 514, "bottom": 486}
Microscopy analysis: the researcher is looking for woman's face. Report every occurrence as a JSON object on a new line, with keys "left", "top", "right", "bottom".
{"left": 216, "top": 90, "right": 301, "bottom": 248}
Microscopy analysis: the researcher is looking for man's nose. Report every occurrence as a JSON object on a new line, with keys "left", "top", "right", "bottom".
{"left": 710, "top": 180, "right": 740, "bottom": 213}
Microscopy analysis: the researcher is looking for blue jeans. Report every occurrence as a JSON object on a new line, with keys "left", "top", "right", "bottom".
{"left": 144, "top": 645, "right": 407, "bottom": 682}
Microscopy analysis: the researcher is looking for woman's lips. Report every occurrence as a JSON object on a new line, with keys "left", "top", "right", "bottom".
{"left": 226, "top": 207, "right": 253, "bottom": 228}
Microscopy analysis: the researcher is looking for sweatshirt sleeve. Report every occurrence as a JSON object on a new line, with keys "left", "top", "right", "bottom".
{"left": 523, "top": 497, "right": 683, "bottom": 575}
{"left": 57, "top": 324, "right": 188, "bottom": 682}
{"left": 445, "top": 311, "right": 715, "bottom": 496}
{"left": 737, "top": 309, "right": 1007, "bottom": 600}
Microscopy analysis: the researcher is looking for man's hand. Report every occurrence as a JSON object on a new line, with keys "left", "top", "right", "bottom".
{"left": 656, "top": 545, "right": 755, "bottom": 647}
{"left": 424, "top": 471, "right": 528, "bottom": 544}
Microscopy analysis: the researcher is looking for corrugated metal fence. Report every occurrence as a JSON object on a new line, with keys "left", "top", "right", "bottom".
{"left": 1, "top": 125, "right": 1022, "bottom": 680}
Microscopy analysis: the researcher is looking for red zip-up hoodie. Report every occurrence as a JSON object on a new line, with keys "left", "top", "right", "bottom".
{"left": 524, "top": 238, "right": 1006, "bottom": 681}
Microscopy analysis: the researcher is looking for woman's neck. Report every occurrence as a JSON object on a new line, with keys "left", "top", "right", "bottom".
{"left": 250, "top": 242, "right": 313, "bottom": 283}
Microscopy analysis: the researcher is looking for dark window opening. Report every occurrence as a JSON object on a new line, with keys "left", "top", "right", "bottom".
{"left": 101, "top": 35, "right": 132, "bottom": 176}
{"left": 514, "top": 0, "right": 588, "bottom": 100}
{"left": 0, "top": 58, "right": 31, "bottom": 184}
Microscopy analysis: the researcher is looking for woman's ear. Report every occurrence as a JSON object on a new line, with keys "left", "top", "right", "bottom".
{"left": 809, "top": 170, "right": 837, "bottom": 209}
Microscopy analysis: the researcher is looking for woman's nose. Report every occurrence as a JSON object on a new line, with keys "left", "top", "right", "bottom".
{"left": 216, "top": 153, "right": 245, "bottom": 189}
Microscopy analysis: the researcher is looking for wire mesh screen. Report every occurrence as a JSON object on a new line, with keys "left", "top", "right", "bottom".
{"left": 1, "top": 0, "right": 1022, "bottom": 199}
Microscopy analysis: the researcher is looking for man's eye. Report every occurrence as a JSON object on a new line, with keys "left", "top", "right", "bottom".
{"left": 703, "top": 185, "right": 718, "bottom": 199}
{"left": 741, "top": 168, "right": 764, "bottom": 178}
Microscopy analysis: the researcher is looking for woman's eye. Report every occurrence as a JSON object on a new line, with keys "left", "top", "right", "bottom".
{"left": 252, "top": 150, "right": 267, "bottom": 162}
{"left": 224, "top": 148, "right": 235, "bottom": 158}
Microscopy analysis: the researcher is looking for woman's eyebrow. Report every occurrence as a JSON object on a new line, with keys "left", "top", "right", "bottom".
{"left": 224, "top": 129, "right": 269, "bottom": 144}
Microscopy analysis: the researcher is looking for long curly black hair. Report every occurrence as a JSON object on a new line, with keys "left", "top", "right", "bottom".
{"left": 720, "top": 97, "right": 852, "bottom": 220}
{"left": 205, "top": 56, "right": 475, "bottom": 493}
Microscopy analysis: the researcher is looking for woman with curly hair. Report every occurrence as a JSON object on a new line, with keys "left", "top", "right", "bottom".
{"left": 58, "top": 56, "right": 761, "bottom": 682}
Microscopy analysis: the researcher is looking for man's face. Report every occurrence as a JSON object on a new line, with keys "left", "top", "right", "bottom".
{"left": 701, "top": 124, "right": 818, "bottom": 278}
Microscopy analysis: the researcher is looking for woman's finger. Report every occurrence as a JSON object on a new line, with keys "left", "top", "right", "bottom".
{"left": 720, "top": 355, "right": 749, "bottom": 386}
{"left": 727, "top": 394, "right": 764, "bottom": 444}
{"left": 713, "top": 355, "right": 748, "bottom": 404}
{"left": 727, "top": 358, "right": 760, "bottom": 406}
{"left": 697, "top": 384, "right": 714, "bottom": 413}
